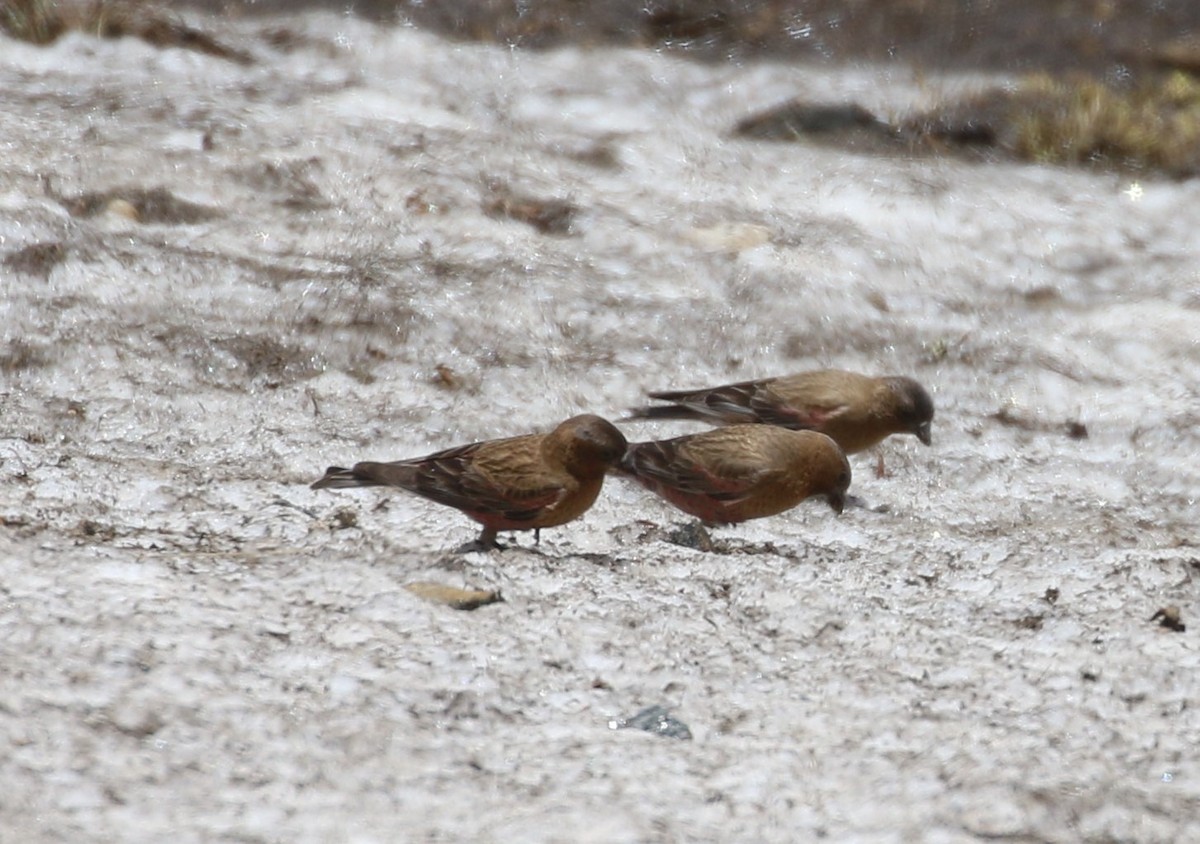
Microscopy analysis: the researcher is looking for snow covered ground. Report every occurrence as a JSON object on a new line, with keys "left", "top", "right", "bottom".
{"left": 2, "top": 9, "right": 1198, "bottom": 841}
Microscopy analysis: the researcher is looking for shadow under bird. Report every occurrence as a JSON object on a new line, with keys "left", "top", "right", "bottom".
{"left": 311, "top": 414, "right": 627, "bottom": 552}
{"left": 617, "top": 425, "right": 851, "bottom": 526}
{"left": 625, "top": 369, "right": 934, "bottom": 454}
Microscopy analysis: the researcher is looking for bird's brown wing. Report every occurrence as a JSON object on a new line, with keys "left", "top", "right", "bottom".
{"left": 623, "top": 435, "right": 767, "bottom": 502}
{"left": 365, "top": 439, "right": 568, "bottom": 522}
{"left": 646, "top": 376, "right": 846, "bottom": 430}
{"left": 757, "top": 372, "right": 862, "bottom": 429}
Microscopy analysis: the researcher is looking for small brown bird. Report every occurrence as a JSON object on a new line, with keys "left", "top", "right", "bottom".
{"left": 626, "top": 369, "right": 934, "bottom": 454}
{"left": 617, "top": 425, "right": 851, "bottom": 526}
{"left": 311, "top": 414, "right": 628, "bottom": 552}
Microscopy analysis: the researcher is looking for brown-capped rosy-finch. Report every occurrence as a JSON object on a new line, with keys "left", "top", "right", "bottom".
{"left": 313, "top": 414, "right": 627, "bottom": 552}
{"left": 627, "top": 369, "right": 933, "bottom": 454}
{"left": 617, "top": 425, "right": 850, "bottom": 525}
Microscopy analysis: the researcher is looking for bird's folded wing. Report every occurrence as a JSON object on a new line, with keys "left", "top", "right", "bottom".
{"left": 626, "top": 440, "right": 763, "bottom": 502}
{"left": 403, "top": 454, "right": 563, "bottom": 520}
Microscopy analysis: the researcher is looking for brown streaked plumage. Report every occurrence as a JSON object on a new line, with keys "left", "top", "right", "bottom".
{"left": 311, "top": 414, "right": 628, "bottom": 551}
{"left": 617, "top": 425, "right": 851, "bottom": 526}
{"left": 625, "top": 369, "right": 934, "bottom": 454}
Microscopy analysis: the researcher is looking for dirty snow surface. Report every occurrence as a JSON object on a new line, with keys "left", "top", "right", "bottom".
{"left": 2, "top": 10, "right": 1199, "bottom": 843}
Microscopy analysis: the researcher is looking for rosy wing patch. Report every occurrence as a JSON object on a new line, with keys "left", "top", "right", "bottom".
{"left": 626, "top": 440, "right": 758, "bottom": 523}
{"left": 750, "top": 389, "right": 848, "bottom": 430}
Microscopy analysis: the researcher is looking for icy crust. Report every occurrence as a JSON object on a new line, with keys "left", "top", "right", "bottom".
{"left": 1, "top": 11, "right": 1198, "bottom": 843}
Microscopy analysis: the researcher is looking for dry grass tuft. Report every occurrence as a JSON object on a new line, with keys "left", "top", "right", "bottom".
{"left": 1, "top": 0, "right": 251, "bottom": 63}
{"left": 910, "top": 71, "right": 1200, "bottom": 176}
{"left": 738, "top": 70, "right": 1200, "bottom": 178}
{"left": 0, "top": 0, "right": 64, "bottom": 44}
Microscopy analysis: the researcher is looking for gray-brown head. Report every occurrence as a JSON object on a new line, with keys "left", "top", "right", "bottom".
{"left": 801, "top": 431, "right": 852, "bottom": 514}
{"left": 882, "top": 377, "right": 934, "bottom": 446}
{"left": 545, "top": 414, "right": 628, "bottom": 477}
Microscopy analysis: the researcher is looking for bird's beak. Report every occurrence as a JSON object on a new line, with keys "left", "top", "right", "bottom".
{"left": 827, "top": 491, "right": 845, "bottom": 515}
{"left": 915, "top": 422, "right": 932, "bottom": 446}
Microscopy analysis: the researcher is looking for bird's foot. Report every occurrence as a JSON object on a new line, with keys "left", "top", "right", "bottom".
{"left": 455, "top": 538, "right": 506, "bottom": 554}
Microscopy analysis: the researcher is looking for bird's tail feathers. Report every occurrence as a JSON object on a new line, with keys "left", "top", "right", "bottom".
{"left": 620, "top": 405, "right": 710, "bottom": 424}
{"left": 311, "top": 463, "right": 409, "bottom": 490}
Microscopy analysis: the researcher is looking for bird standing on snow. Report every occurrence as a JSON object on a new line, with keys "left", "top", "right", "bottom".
{"left": 617, "top": 425, "right": 851, "bottom": 526}
{"left": 312, "top": 414, "right": 628, "bottom": 552}
{"left": 625, "top": 369, "right": 933, "bottom": 454}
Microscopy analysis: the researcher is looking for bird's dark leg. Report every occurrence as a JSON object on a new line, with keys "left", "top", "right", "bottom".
{"left": 534, "top": 528, "right": 541, "bottom": 545}
{"left": 455, "top": 526, "right": 505, "bottom": 554}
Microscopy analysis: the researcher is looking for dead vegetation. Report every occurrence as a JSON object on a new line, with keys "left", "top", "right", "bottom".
{"left": 233, "top": 160, "right": 329, "bottom": 211}
{"left": 989, "top": 406, "right": 1090, "bottom": 441}
{"left": 910, "top": 71, "right": 1200, "bottom": 177}
{"left": 1, "top": 0, "right": 251, "bottom": 63}
{"left": 62, "top": 186, "right": 221, "bottom": 225}
{"left": 482, "top": 182, "right": 577, "bottom": 235}
{"left": 391, "top": 0, "right": 1200, "bottom": 79}
{"left": 149, "top": 326, "right": 325, "bottom": 389}
{"left": 4, "top": 241, "right": 67, "bottom": 278}
{"left": 404, "top": 582, "right": 504, "bottom": 611}
{"left": 0, "top": 339, "right": 52, "bottom": 372}
{"left": 736, "top": 69, "right": 1200, "bottom": 178}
